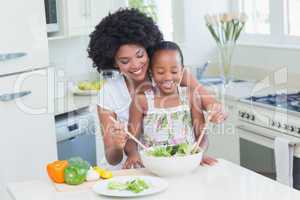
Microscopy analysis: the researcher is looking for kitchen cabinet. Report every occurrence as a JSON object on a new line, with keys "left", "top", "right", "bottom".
{"left": 206, "top": 99, "right": 240, "bottom": 164}
{"left": 0, "top": 69, "right": 57, "bottom": 200}
{"left": 0, "top": 0, "right": 49, "bottom": 75}
{"left": 65, "top": 0, "right": 112, "bottom": 37}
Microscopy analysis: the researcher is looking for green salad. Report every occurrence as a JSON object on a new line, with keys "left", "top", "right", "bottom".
{"left": 107, "top": 178, "right": 149, "bottom": 193}
{"left": 146, "top": 143, "right": 199, "bottom": 157}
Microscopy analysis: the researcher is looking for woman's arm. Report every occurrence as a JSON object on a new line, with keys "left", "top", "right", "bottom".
{"left": 181, "top": 68, "right": 216, "bottom": 109}
{"left": 123, "top": 94, "right": 147, "bottom": 169}
{"left": 97, "top": 106, "right": 128, "bottom": 165}
{"left": 189, "top": 89, "right": 217, "bottom": 166}
{"left": 189, "top": 89, "right": 206, "bottom": 149}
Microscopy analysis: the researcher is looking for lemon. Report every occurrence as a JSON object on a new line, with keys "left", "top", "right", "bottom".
{"left": 100, "top": 170, "right": 113, "bottom": 179}
{"left": 93, "top": 166, "right": 113, "bottom": 179}
{"left": 93, "top": 166, "right": 105, "bottom": 176}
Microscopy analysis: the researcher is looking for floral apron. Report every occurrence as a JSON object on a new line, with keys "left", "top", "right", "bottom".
{"left": 142, "top": 87, "right": 195, "bottom": 147}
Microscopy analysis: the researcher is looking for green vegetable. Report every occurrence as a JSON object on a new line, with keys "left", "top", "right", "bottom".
{"left": 147, "top": 143, "right": 195, "bottom": 157}
{"left": 64, "top": 157, "right": 90, "bottom": 185}
{"left": 176, "top": 143, "right": 189, "bottom": 156}
{"left": 68, "top": 157, "right": 90, "bottom": 170}
{"left": 107, "top": 182, "right": 128, "bottom": 190}
{"left": 107, "top": 179, "right": 149, "bottom": 193}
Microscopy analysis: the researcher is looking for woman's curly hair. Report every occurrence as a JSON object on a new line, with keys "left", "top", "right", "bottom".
{"left": 87, "top": 8, "right": 163, "bottom": 73}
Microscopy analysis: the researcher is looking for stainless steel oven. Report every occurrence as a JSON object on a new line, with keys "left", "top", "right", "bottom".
{"left": 237, "top": 92, "right": 300, "bottom": 190}
{"left": 236, "top": 120, "right": 300, "bottom": 190}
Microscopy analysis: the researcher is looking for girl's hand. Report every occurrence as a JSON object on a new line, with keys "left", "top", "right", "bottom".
{"left": 207, "top": 103, "right": 228, "bottom": 124}
{"left": 123, "top": 152, "right": 144, "bottom": 169}
{"left": 111, "top": 121, "right": 128, "bottom": 150}
{"left": 201, "top": 156, "right": 218, "bottom": 166}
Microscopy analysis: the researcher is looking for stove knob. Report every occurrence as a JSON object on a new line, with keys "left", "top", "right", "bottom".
{"left": 297, "top": 128, "right": 300, "bottom": 134}
{"left": 239, "top": 111, "right": 245, "bottom": 117}
{"left": 284, "top": 124, "right": 288, "bottom": 130}
{"left": 241, "top": 112, "right": 246, "bottom": 118}
{"left": 289, "top": 126, "right": 295, "bottom": 132}
{"left": 271, "top": 120, "right": 275, "bottom": 126}
{"left": 277, "top": 122, "right": 281, "bottom": 128}
{"left": 251, "top": 115, "right": 255, "bottom": 121}
{"left": 246, "top": 113, "right": 250, "bottom": 119}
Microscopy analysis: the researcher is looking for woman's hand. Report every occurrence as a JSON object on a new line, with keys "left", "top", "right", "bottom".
{"left": 111, "top": 121, "right": 128, "bottom": 150}
{"left": 207, "top": 103, "right": 228, "bottom": 124}
{"left": 123, "top": 151, "right": 144, "bottom": 169}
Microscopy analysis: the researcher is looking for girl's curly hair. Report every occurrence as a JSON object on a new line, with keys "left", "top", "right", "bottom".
{"left": 87, "top": 8, "right": 163, "bottom": 73}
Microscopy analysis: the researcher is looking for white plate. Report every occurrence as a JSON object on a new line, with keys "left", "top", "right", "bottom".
{"left": 92, "top": 176, "right": 168, "bottom": 197}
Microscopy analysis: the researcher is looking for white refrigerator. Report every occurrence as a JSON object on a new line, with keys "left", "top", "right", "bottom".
{"left": 0, "top": 1, "right": 57, "bottom": 199}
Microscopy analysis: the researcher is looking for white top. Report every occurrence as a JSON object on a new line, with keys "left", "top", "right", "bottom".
{"left": 7, "top": 159, "right": 300, "bottom": 200}
{"left": 97, "top": 74, "right": 131, "bottom": 170}
{"left": 98, "top": 73, "right": 131, "bottom": 123}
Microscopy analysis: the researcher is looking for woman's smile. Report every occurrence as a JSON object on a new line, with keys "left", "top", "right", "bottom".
{"left": 115, "top": 44, "right": 149, "bottom": 82}
{"left": 129, "top": 63, "right": 146, "bottom": 76}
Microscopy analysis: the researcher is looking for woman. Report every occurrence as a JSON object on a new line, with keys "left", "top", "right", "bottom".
{"left": 88, "top": 8, "right": 227, "bottom": 170}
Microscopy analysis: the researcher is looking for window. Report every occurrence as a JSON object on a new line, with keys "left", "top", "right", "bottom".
{"left": 232, "top": 0, "right": 300, "bottom": 47}
{"left": 127, "top": 0, "right": 174, "bottom": 40}
{"left": 239, "top": 0, "right": 270, "bottom": 34}
{"left": 287, "top": 0, "right": 300, "bottom": 36}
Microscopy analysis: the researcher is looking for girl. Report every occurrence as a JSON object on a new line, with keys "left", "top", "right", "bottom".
{"left": 124, "top": 41, "right": 207, "bottom": 168}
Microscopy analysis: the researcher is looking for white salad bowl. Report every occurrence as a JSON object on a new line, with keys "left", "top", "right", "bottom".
{"left": 140, "top": 146, "right": 203, "bottom": 177}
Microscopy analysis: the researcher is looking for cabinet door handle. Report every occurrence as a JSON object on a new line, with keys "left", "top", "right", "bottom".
{"left": 0, "top": 52, "right": 27, "bottom": 62}
{"left": 0, "top": 91, "right": 31, "bottom": 102}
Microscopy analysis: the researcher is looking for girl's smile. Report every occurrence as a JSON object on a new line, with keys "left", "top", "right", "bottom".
{"left": 151, "top": 50, "right": 183, "bottom": 96}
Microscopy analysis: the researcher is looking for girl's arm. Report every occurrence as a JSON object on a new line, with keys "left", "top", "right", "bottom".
{"left": 123, "top": 94, "right": 148, "bottom": 169}
{"left": 181, "top": 69, "right": 228, "bottom": 123}
{"left": 97, "top": 106, "right": 128, "bottom": 165}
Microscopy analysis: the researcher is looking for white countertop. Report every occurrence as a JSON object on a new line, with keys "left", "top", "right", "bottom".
{"left": 54, "top": 92, "right": 98, "bottom": 115}
{"left": 204, "top": 81, "right": 257, "bottom": 101}
{"left": 7, "top": 159, "right": 300, "bottom": 200}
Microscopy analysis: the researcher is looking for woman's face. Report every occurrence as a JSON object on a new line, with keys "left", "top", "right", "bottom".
{"left": 115, "top": 44, "right": 149, "bottom": 83}
{"left": 151, "top": 50, "right": 183, "bottom": 96}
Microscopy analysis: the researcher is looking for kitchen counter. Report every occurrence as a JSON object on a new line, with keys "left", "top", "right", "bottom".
{"left": 7, "top": 159, "right": 300, "bottom": 200}
{"left": 203, "top": 81, "right": 257, "bottom": 101}
{"left": 54, "top": 92, "right": 98, "bottom": 115}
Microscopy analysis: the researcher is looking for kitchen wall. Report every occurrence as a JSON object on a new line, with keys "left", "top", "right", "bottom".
{"left": 233, "top": 45, "right": 300, "bottom": 75}
{"left": 48, "top": 37, "right": 97, "bottom": 79}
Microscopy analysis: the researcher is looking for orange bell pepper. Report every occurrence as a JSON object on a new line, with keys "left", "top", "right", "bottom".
{"left": 47, "top": 160, "right": 69, "bottom": 183}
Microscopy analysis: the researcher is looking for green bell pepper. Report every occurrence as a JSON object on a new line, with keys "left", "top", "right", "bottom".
{"left": 64, "top": 165, "right": 87, "bottom": 185}
{"left": 64, "top": 157, "right": 90, "bottom": 185}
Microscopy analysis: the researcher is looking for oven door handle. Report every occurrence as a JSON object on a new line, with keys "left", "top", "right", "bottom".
{"left": 236, "top": 125, "right": 275, "bottom": 149}
{"left": 236, "top": 125, "right": 300, "bottom": 147}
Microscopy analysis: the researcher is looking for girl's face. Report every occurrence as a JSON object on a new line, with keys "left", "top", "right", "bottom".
{"left": 115, "top": 44, "right": 149, "bottom": 83}
{"left": 151, "top": 50, "right": 183, "bottom": 96}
